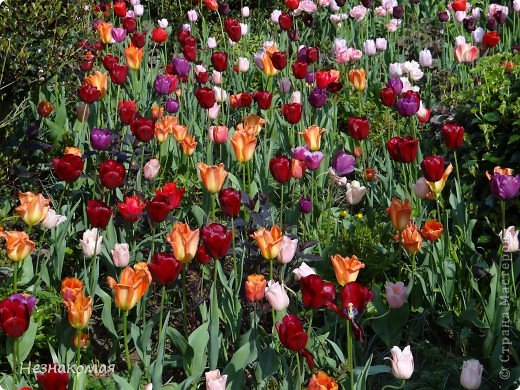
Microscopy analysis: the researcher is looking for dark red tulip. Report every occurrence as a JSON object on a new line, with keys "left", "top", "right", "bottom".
{"left": 130, "top": 31, "right": 147, "bottom": 48}
{"left": 151, "top": 28, "right": 168, "bottom": 44}
{"left": 211, "top": 52, "right": 228, "bottom": 72}
{"left": 86, "top": 199, "right": 112, "bottom": 228}
{"left": 183, "top": 45, "right": 197, "bottom": 62}
{"left": 218, "top": 188, "right": 241, "bottom": 218}
{"left": 122, "top": 17, "right": 137, "bottom": 33}
{"left": 182, "top": 35, "right": 196, "bottom": 48}
{"left": 278, "top": 13, "right": 292, "bottom": 30}
{"left": 195, "top": 69, "right": 209, "bottom": 83}
{"left": 102, "top": 55, "right": 119, "bottom": 71}
{"left": 109, "top": 63, "right": 129, "bottom": 85}
{"left": 37, "top": 101, "right": 54, "bottom": 117}
{"left": 306, "top": 47, "right": 319, "bottom": 63}
{"left": 195, "top": 245, "right": 212, "bottom": 264}
{"left": 285, "top": 0, "right": 300, "bottom": 10}
{"left": 441, "top": 122, "right": 464, "bottom": 149}
{"left": 118, "top": 195, "right": 146, "bottom": 222}
{"left": 271, "top": 51, "right": 288, "bottom": 70}
{"left": 113, "top": 1, "right": 127, "bottom": 17}
{"left": 254, "top": 91, "right": 273, "bottom": 110}
{"left": 380, "top": 87, "right": 397, "bottom": 106}
{"left": 177, "top": 30, "right": 191, "bottom": 45}
{"left": 224, "top": 18, "right": 242, "bottom": 42}
{"left": 119, "top": 101, "right": 138, "bottom": 125}
{"left": 292, "top": 61, "right": 308, "bottom": 79}
{"left": 315, "top": 70, "right": 338, "bottom": 89}
{"left": 37, "top": 365, "right": 69, "bottom": 390}
{"left": 239, "top": 92, "right": 253, "bottom": 107}
{"left": 195, "top": 87, "right": 216, "bottom": 109}
{"left": 327, "top": 82, "right": 343, "bottom": 93}
{"left": 146, "top": 195, "right": 170, "bottom": 222}
{"left": 300, "top": 275, "right": 337, "bottom": 310}
{"left": 148, "top": 252, "right": 183, "bottom": 285}
{"left": 130, "top": 117, "right": 155, "bottom": 142}
{"left": 0, "top": 297, "right": 31, "bottom": 338}
{"left": 79, "top": 60, "right": 94, "bottom": 72}
{"left": 201, "top": 223, "right": 232, "bottom": 258}
{"left": 386, "top": 136, "right": 418, "bottom": 163}
{"left": 78, "top": 84, "right": 101, "bottom": 103}
{"left": 483, "top": 31, "right": 500, "bottom": 48}
{"left": 276, "top": 314, "right": 314, "bottom": 369}
{"left": 339, "top": 282, "right": 373, "bottom": 340}
{"left": 99, "top": 159, "right": 125, "bottom": 189}
{"left": 269, "top": 156, "right": 292, "bottom": 184}
{"left": 347, "top": 117, "right": 370, "bottom": 140}
{"left": 282, "top": 103, "right": 303, "bottom": 124}
{"left": 155, "top": 182, "right": 185, "bottom": 209}
{"left": 420, "top": 156, "right": 445, "bottom": 182}
{"left": 52, "top": 154, "right": 84, "bottom": 182}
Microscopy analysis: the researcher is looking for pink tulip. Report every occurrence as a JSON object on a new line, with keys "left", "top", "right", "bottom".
{"left": 111, "top": 243, "right": 130, "bottom": 267}
{"left": 277, "top": 236, "right": 298, "bottom": 264}
{"left": 387, "top": 346, "right": 414, "bottom": 379}
{"left": 205, "top": 369, "right": 227, "bottom": 390}
{"left": 454, "top": 43, "right": 479, "bottom": 63}
{"left": 292, "top": 262, "right": 316, "bottom": 280}
{"left": 385, "top": 282, "right": 407, "bottom": 308}
{"left": 265, "top": 280, "right": 290, "bottom": 311}
{"left": 144, "top": 158, "right": 160, "bottom": 180}
{"left": 208, "top": 103, "right": 220, "bottom": 120}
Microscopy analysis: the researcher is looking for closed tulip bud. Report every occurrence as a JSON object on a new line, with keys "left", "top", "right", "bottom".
{"left": 483, "top": 31, "right": 500, "bottom": 48}
{"left": 211, "top": 52, "right": 228, "bottom": 72}
{"left": 90, "top": 128, "right": 112, "bottom": 151}
{"left": 195, "top": 87, "right": 216, "bottom": 109}
{"left": 245, "top": 274, "right": 266, "bottom": 302}
{"left": 420, "top": 156, "right": 445, "bottom": 182}
{"left": 123, "top": 17, "right": 137, "bottom": 32}
{"left": 271, "top": 51, "right": 287, "bottom": 70}
{"left": 198, "top": 163, "right": 228, "bottom": 194}
{"left": 86, "top": 199, "right": 112, "bottom": 228}
{"left": 363, "top": 39, "right": 377, "bottom": 56}
{"left": 346, "top": 180, "right": 366, "bottom": 205}
{"left": 400, "top": 223, "right": 423, "bottom": 255}
{"left": 124, "top": 45, "right": 144, "bottom": 70}
{"left": 76, "top": 103, "right": 90, "bottom": 122}
{"left": 386, "top": 136, "right": 418, "bottom": 163}
{"left": 205, "top": 369, "right": 227, "bottom": 390}
{"left": 380, "top": 87, "right": 397, "bottom": 106}
{"left": 218, "top": 188, "right": 241, "bottom": 218}
{"left": 347, "top": 116, "right": 370, "bottom": 140}
{"left": 270, "top": 156, "right": 292, "bottom": 183}
{"left": 292, "top": 61, "right": 308, "bottom": 79}
{"left": 148, "top": 252, "right": 183, "bottom": 285}
{"left": 201, "top": 223, "right": 232, "bottom": 259}
{"left": 386, "top": 198, "right": 412, "bottom": 231}
{"left": 412, "top": 177, "right": 431, "bottom": 199}
{"left": 501, "top": 226, "right": 519, "bottom": 253}
{"left": 42, "top": 209, "right": 67, "bottom": 229}
{"left": 254, "top": 91, "right": 273, "bottom": 109}
{"left": 460, "top": 359, "right": 483, "bottom": 389}
{"left": 37, "top": 100, "right": 54, "bottom": 117}
{"left": 111, "top": 243, "right": 130, "bottom": 267}
{"left": 166, "top": 223, "right": 200, "bottom": 263}
{"left": 293, "top": 262, "right": 316, "bottom": 280}
{"left": 99, "top": 159, "right": 126, "bottom": 188}
{"left": 52, "top": 154, "right": 84, "bottom": 183}
{"left": 308, "top": 88, "right": 327, "bottom": 109}
{"left": 80, "top": 228, "right": 103, "bottom": 257}
{"left": 282, "top": 103, "right": 303, "bottom": 124}
{"left": 265, "top": 280, "right": 290, "bottom": 311}
{"left": 419, "top": 49, "right": 432, "bottom": 67}
{"left": 349, "top": 69, "right": 366, "bottom": 91}
{"left": 277, "top": 236, "right": 298, "bottom": 264}
{"left": 385, "top": 282, "right": 407, "bottom": 308}
{"left": 237, "top": 57, "right": 249, "bottom": 72}
{"left": 397, "top": 91, "right": 420, "bottom": 117}
{"left": 387, "top": 346, "right": 414, "bottom": 379}
{"left": 291, "top": 159, "right": 307, "bottom": 179}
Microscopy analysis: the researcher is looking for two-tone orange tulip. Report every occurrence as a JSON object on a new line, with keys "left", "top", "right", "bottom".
{"left": 349, "top": 69, "right": 366, "bottom": 92}
{"left": 64, "top": 291, "right": 92, "bottom": 329}
{"left": 308, "top": 370, "right": 339, "bottom": 390}
{"left": 231, "top": 130, "right": 257, "bottom": 163}
{"left": 330, "top": 254, "right": 365, "bottom": 286}
{"left": 15, "top": 192, "right": 50, "bottom": 226}
{"left": 300, "top": 125, "right": 326, "bottom": 151}
{"left": 237, "top": 115, "right": 266, "bottom": 136}
{"left": 172, "top": 125, "right": 188, "bottom": 143}
{"left": 386, "top": 198, "right": 412, "bottom": 231}
{"left": 0, "top": 231, "right": 35, "bottom": 262}
{"left": 61, "top": 277, "right": 84, "bottom": 302}
{"left": 97, "top": 22, "right": 113, "bottom": 44}
{"left": 155, "top": 115, "right": 177, "bottom": 143}
{"left": 151, "top": 105, "right": 164, "bottom": 119}
{"left": 107, "top": 262, "right": 152, "bottom": 311}
{"left": 84, "top": 71, "right": 108, "bottom": 99}
{"left": 245, "top": 274, "right": 267, "bottom": 302}
{"left": 251, "top": 225, "right": 283, "bottom": 260}
{"left": 180, "top": 134, "right": 197, "bottom": 156}
{"left": 166, "top": 222, "right": 200, "bottom": 263}
{"left": 124, "top": 45, "right": 144, "bottom": 70}
{"left": 421, "top": 220, "right": 443, "bottom": 241}
{"left": 400, "top": 223, "right": 423, "bottom": 255}
{"left": 64, "top": 146, "right": 82, "bottom": 157}
{"left": 197, "top": 163, "right": 228, "bottom": 194}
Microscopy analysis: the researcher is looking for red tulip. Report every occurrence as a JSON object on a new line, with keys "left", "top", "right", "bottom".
{"left": 306, "top": 47, "right": 319, "bottom": 63}
{"left": 386, "top": 136, "right": 418, "bottom": 163}
{"left": 155, "top": 182, "right": 185, "bottom": 209}
{"left": 109, "top": 63, "right": 129, "bottom": 85}
{"left": 254, "top": 91, "right": 273, "bottom": 110}
{"left": 195, "top": 87, "right": 216, "bottom": 109}
{"left": 195, "top": 245, "right": 212, "bottom": 264}
{"left": 211, "top": 51, "right": 229, "bottom": 72}
{"left": 86, "top": 199, "right": 112, "bottom": 228}
{"left": 118, "top": 195, "right": 145, "bottom": 222}
{"left": 37, "top": 365, "right": 69, "bottom": 390}
{"left": 339, "top": 282, "right": 373, "bottom": 340}
{"left": 148, "top": 252, "right": 183, "bottom": 285}
{"left": 99, "top": 159, "right": 125, "bottom": 189}
{"left": 300, "top": 275, "right": 337, "bottom": 310}
{"left": 282, "top": 103, "right": 303, "bottom": 124}
{"left": 292, "top": 61, "right": 308, "bottom": 79}
{"left": 420, "top": 156, "right": 445, "bottom": 182}
{"left": 285, "top": 0, "right": 300, "bottom": 10}
{"left": 119, "top": 101, "right": 138, "bottom": 125}
{"left": 451, "top": 0, "right": 466, "bottom": 12}
{"left": 78, "top": 84, "right": 101, "bottom": 103}
{"left": 205, "top": 0, "right": 219, "bottom": 11}
{"left": 122, "top": 17, "right": 137, "bottom": 33}
{"left": 201, "top": 223, "right": 232, "bottom": 258}
{"left": 483, "top": 31, "right": 500, "bottom": 48}
{"left": 278, "top": 13, "right": 292, "bottom": 30}
{"left": 315, "top": 70, "right": 339, "bottom": 89}
{"left": 441, "top": 122, "right": 464, "bottom": 149}
{"left": 146, "top": 195, "right": 170, "bottom": 222}
{"left": 224, "top": 18, "right": 242, "bottom": 42}
{"left": 276, "top": 314, "right": 314, "bottom": 369}
{"left": 0, "top": 298, "right": 31, "bottom": 338}
{"left": 102, "top": 55, "right": 119, "bottom": 71}
{"left": 177, "top": 30, "right": 191, "bottom": 45}
{"left": 183, "top": 45, "right": 197, "bottom": 62}
{"left": 131, "top": 117, "right": 156, "bottom": 142}
{"left": 130, "top": 31, "right": 146, "bottom": 48}
{"left": 271, "top": 51, "right": 288, "bottom": 70}
{"left": 52, "top": 154, "right": 83, "bottom": 183}
{"left": 113, "top": 1, "right": 127, "bottom": 17}
{"left": 347, "top": 116, "right": 370, "bottom": 140}
{"left": 79, "top": 60, "right": 94, "bottom": 73}
{"left": 269, "top": 156, "right": 292, "bottom": 183}
{"left": 218, "top": 188, "right": 241, "bottom": 218}
{"left": 151, "top": 28, "right": 168, "bottom": 43}
{"left": 380, "top": 87, "right": 397, "bottom": 106}
{"left": 195, "top": 69, "right": 209, "bottom": 83}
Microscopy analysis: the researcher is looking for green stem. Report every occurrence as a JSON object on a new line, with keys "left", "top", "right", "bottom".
{"left": 212, "top": 194, "right": 216, "bottom": 222}
{"left": 296, "top": 352, "right": 302, "bottom": 389}
{"left": 279, "top": 185, "right": 284, "bottom": 228}
{"left": 347, "top": 319, "right": 354, "bottom": 390}
{"left": 123, "top": 311, "right": 131, "bottom": 371}
{"left": 12, "top": 262, "right": 18, "bottom": 292}
{"left": 89, "top": 229, "right": 100, "bottom": 297}
{"left": 381, "top": 380, "right": 406, "bottom": 390}
{"left": 12, "top": 338, "right": 18, "bottom": 390}
{"left": 182, "top": 264, "right": 188, "bottom": 336}
{"left": 306, "top": 312, "right": 313, "bottom": 336}
{"left": 75, "top": 329, "right": 82, "bottom": 390}
{"left": 270, "top": 260, "right": 276, "bottom": 330}
{"left": 231, "top": 218, "right": 238, "bottom": 291}
{"left": 158, "top": 285, "right": 166, "bottom": 339}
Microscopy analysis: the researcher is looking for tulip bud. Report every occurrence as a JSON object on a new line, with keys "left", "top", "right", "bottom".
{"left": 265, "top": 280, "right": 290, "bottom": 311}
{"left": 111, "top": 243, "right": 130, "bottom": 267}
{"left": 144, "top": 158, "right": 160, "bottom": 180}
{"left": 387, "top": 346, "right": 414, "bottom": 379}
{"left": 412, "top": 177, "right": 431, "bottom": 198}
{"left": 277, "top": 236, "right": 298, "bottom": 264}
{"left": 385, "top": 282, "right": 407, "bottom": 308}
{"left": 460, "top": 360, "right": 483, "bottom": 389}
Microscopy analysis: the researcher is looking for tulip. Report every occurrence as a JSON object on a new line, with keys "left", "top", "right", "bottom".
{"left": 412, "top": 177, "right": 431, "bottom": 199}
{"left": 300, "top": 275, "right": 336, "bottom": 310}
{"left": 277, "top": 236, "right": 298, "bottom": 264}
{"left": 205, "top": 369, "right": 227, "bottom": 390}
{"left": 107, "top": 262, "right": 151, "bottom": 311}
{"left": 386, "top": 198, "right": 412, "bottom": 231}
{"left": 270, "top": 51, "right": 287, "bottom": 71}
{"left": 501, "top": 226, "right": 519, "bottom": 253}
{"left": 254, "top": 91, "right": 273, "bottom": 109}
{"left": 197, "top": 163, "right": 228, "bottom": 194}
{"left": 224, "top": 17, "right": 241, "bottom": 42}
{"left": 114, "top": 1, "right": 128, "bottom": 19}
{"left": 36, "top": 366, "right": 69, "bottom": 390}
{"left": 483, "top": 31, "right": 500, "bottom": 47}
{"left": 211, "top": 51, "right": 228, "bottom": 72}
{"left": 123, "top": 17, "right": 137, "bottom": 32}
{"left": 0, "top": 295, "right": 32, "bottom": 338}
{"left": 148, "top": 252, "right": 183, "bottom": 286}
{"left": 346, "top": 180, "right": 366, "bottom": 205}
{"left": 460, "top": 359, "right": 483, "bottom": 389}
{"left": 308, "top": 371, "right": 338, "bottom": 390}
{"left": 454, "top": 43, "right": 479, "bottom": 63}
{"left": 291, "top": 159, "right": 307, "bottom": 179}
{"left": 195, "top": 87, "right": 216, "bottom": 109}
{"left": 111, "top": 27, "right": 127, "bottom": 43}
{"left": 181, "top": 134, "right": 197, "bottom": 156}
{"left": 146, "top": 195, "right": 170, "bottom": 223}
{"left": 400, "top": 223, "right": 423, "bottom": 255}
{"left": 64, "top": 146, "right": 81, "bottom": 157}
{"left": 380, "top": 87, "right": 397, "bottom": 106}
{"left": 376, "top": 38, "right": 388, "bottom": 51}
{"left": 201, "top": 223, "right": 232, "bottom": 258}
{"left": 42, "top": 209, "right": 67, "bottom": 229}
{"left": 90, "top": 128, "right": 112, "bottom": 150}
{"left": 349, "top": 69, "right": 366, "bottom": 91}
{"left": 331, "top": 254, "right": 365, "bottom": 286}
{"left": 427, "top": 164, "right": 453, "bottom": 195}
{"left": 0, "top": 230, "right": 35, "bottom": 262}
{"left": 386, "top": 136, "right": 418, "bottom": 163}
{"left": 418, "top": 49, "right": 432, "bottom": 67}
{"left": 155, "top": 182, "right": 185, "bottom": 210}
{"left": 308, "top": 87, "right": 327, "bottom": 108}
{"left": 421, "top": 220, "right": 443, "bottom": 241}
{"left": 97, "top": 22, "right": 113, "bottom": 44}
{"left": 332, "top": 151, "right": 355, "bottom": 177}
{"left": 15, "top": 191, "right": 50, "bottom": 227}
{"left": 80, "top": 228, "right": 103, "bottom": 257}
{"left": 64, "top": 291, "right": 92, "bottom": 329}
{"left": 131, "top": 117, "right": 155, "bottom": 142}
{"left": 292, "top": 61, "right": 308, "bottom": 79}
{"left": 385, "top": 282, "right": 407, "bottom": 308}
{"left": 300, "top": 125, "right": 325, "bottom": 151}
{"left": 124, "top": 45, "right": 144, "bottom": 70}
{"left": 276, "top": 314, "right": 314, "bottom": 368}
{"left": 78, "top": 83, "right": 101, "bottom": 103}
{"left": 387, "top": 77, "right": 403, "bottom": 94}
{"left": 245, "top": 274, "right": 266, "bottom": 302}
{"left": 421, "top": 156, "right": 445, "bottom": 182}
{"left": 111, "top": 243, "right": 130, "bottom": 267}
{"left": 119, "top": 101, "right": 138, "bottom": 125}
{"left": 299, "top": 197, "right": 313, "bottom": 214}
{"left": 490, "top": 173, "right": 520, "bottom": 200}
{"left": 269, "top": 156, "right": 292, "bottom": 184}
{"left": 387, "top": 346, "right": 414, "bottom": 379}
{"left": 99, "top": 159, "right": 125, "bottom": 189}
{"left": 441, "top": 122, "right": 465, "bottom": 149}
{"left": 347, "top": 116, "right": 370, "bottom": 140}
{"left": 52, "top": 154, "right": 84, "bottom": 182}
{"left": 61, "top": 277, "right": 84, "bottom": 302}
{"left": 339, "top": 282, "right": 373, "bottom": 339}
{"left": 251, "top": 225, "right": 283, "bottom": 260}
{"left": 86, "top": 199, "right": 112, "bottom": 228}
{"left": 265, "top": 280, "right": 290, "bottom": 311}
{"left": 218, "top": 188, "right": 241, "bottom": 218}
{"left": 143, "top": 158, "right": 160, "bottom": 180}
{"left": 118, "top": 196, "right": 145, "bottom": 222}
{"left": 293, "top": 262, "right": 316, "bottom": 280}
{"left": 37, "top": 100, "right": 54, "bottom": 117}
{"left": 166, "top": 222, "right": 200, "bottom": 263}
{"left": 397, "top": 91, "right": 420, "bottom": 117}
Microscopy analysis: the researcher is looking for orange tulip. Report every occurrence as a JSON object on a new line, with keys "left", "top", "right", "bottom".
{"left": 386, "top": 198, "right": 412, "bottom": 231}
{"left": 243, "top": 115, "right": 266, "bottom": 134}
{"left": 245, "top": 274, "right": 267, "bottom": 302}
{"left": 485, "top": 166, "right": 514, "bottom": 180}
{"left": 61, "top": 277, "right": 84, "bottom": 302}
{"left": 64, "top": 147, "right": 82, "bottom": 157}
{"left": 84, "top": 71, "right": 108, "bottom": 98}
{"left": 155, "top": 115, "right": 178, "bottom": 143}
{"left": 151, "top": 105, "right": 164, "bottom": 119}
{"left": 172, "top": 125, "right": 188, "bottom": 143}
{"left": 124, "top": 45, "right": 144, "bottom": 70}
{"left": 308, "top": 371, "right": 339, "bottom": 390}
{"left": 291, "top": 159, "right": 307, "bottom": 179}
{"left": 330, "top": 254, "right": 365, "bottom": 286}
{"left": 400, "top": 223, "right": 423, "bottom": 255}
{"left": 74, "top": 331, "right": 89, "bottom": 349}
{"left": 64, "top": 291, "right": 92, "bottom": 329}
{"left": 300, "top": 125, "right": 326, "bottom": 151}
{"left": 421, "top": 220, "right": 443, "bottom": 241}
{"left": 197, "top": 162, "right": 228, "bottom": 194}
{"left": 251, "top": 225, "right": 283, "bottom": 260}
{"left": 97, "top": 22, "right": 113, "bottom": 44}
{"left": 180, "top": 134, "right": 197, "bottom": 156}
{"left": 231, "top": 130, "right": 257, "bottom": 163}
{"left": 260, "top": 52, "right": 278, "bottom": 77}
{"left": 106, "top": 262, "right": 152, "bottom": 311}
{"left": 426, "top": 164, "right": 453, "bottom": 195}
{"left": 348, "top": 69, "right": 366, "bottom": 91}
{"left": 15, "top": 191, "right": 50, "bottom": 226}
{"left": 0, "top": 231, "right": 35, "bottom": 262}
{"left": 166, "top": 222, "right": 200, "bottom": 263}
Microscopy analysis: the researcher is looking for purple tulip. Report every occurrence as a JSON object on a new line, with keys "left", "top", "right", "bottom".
{"left": 397, "top": 95, "right": 420, "bottom": 117}
{"left": 304, "top": 151, "right": 324, "bottom": 170}
{"left": 165, "top": 98, "right": 180, "bottom": 113}
{"left": 297, "top": 46, "right": 308, "bottom": 62}
{"left": 387, "top": 78, "right": 403, "bottom": 94}
{"left": 90, "top": 128, "right": 112, "bottom": 150}
{"left": 154, "top": 74, "right": 173, "bottom": 95}
{"left": 490, "top": 174, "right": 520, "bottom": 200}
{"left": 279, "top": 77, "right": 291, "bottom": 93}
{"left": 111, "top": 27, "right": 127, "bottom": 43}
{"left": 292, "top": 146, "right": 308, "bottom": 161}
{"left": 172, "top": 57, "right": 190, "bottom": 77}
{"left": 8, "top": 293, "right": 37, "bottom": 314}
{"left": 299, "top": 197, "right": 313, "bottom": 213}
{"left": 308, "top": 87, "right": 327, "bottom": 109}
{"left": 306, "top": 72, "right": 316, "bottom": 85}
{"left": 332, "top": 150, "right": 355, "bottom": 176}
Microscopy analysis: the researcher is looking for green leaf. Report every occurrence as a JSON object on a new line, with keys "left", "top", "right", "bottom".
{"left": 354, "top": 353, "right": 373, "bottom": 390}
{"left": 255, "top": 347, "right": 280, "bottom": 385}
{"left": 97, "top": 286, "right": 118, "bottom": 338}
{"left": 208, "top": 281, "right": 220, "bottom": 370}
{"left": 151, "top": 312, "right": 170, "bottom": 388}
{"left": 187, "top": 322, "right": 209, "bottom": 375}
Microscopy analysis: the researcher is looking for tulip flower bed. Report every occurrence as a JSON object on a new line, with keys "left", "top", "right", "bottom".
{"left": 1, "top": 0, "right": 520, "bottom": 389}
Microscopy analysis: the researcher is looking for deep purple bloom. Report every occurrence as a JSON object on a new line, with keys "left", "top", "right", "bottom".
{"left": 396, "top": 91, "right": 420, "bottom": 117}
{"left": 165, "top": 98, "right": 180, "bottom": 113}
{"left": 387, "top": 78, "right": 403, "bottom": 94}
{"left": 172, "top": 57, "right": 190, "bottom": 77}
{"left": 90, "top": 128, "right": 112, "bottom": 150}
{"left": 297, "top": 46, "right": 308, "bottom": 62}
{"left": 292, "top": 146, "right": 309, "bottom": 161}
{"left": 299, "top": 197, "right": 313, "bottom": 213}
{"left": 306, "top": 72, "right": 316, "bottom": 85}
{"left": 490, "top": 174, "right": 520, "bottom": 200}
{"left": 8, "top": 293, "right": 37, "bottom": 314}
{"left": 304, "top": 151, "right": 324, "bottom": 170}
{"left": 332, "top": 150, "right": 355, "bottom": 176}
{"left": 154, "top": 74, "right": 173, "bottom": 95}
{"left": 308, "top": 88, "right": 327, "bottom": 109}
